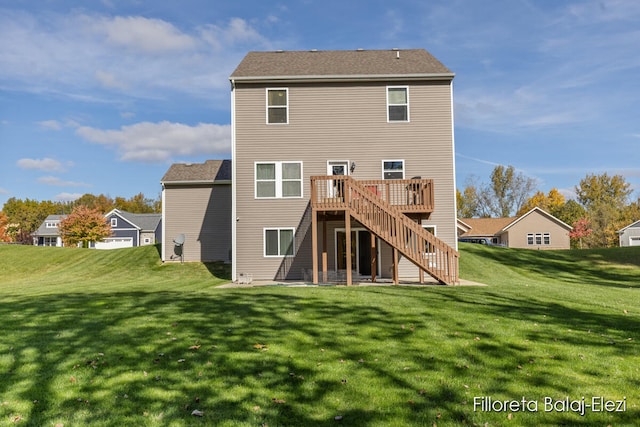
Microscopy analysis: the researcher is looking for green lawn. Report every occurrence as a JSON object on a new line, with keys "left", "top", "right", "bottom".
{"left": 0, "top": 243, "right": 639, "bottom": 426}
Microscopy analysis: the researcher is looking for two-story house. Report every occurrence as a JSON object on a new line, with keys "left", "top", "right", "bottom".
{"left": 230, "top": 49, "right": 459, "bottom": 285}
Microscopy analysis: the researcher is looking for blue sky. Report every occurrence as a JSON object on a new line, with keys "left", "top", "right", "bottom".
{"left": 1, "top": 0, "right": 639, "bottom": 208}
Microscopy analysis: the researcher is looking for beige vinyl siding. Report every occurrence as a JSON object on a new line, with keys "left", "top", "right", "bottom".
{"left": 234, "top": 80, "right": 456, "bottom": 280}
{"left": 163, "top": 184, "right": 231, "bottom": 262}
{"left": 503, "top": 211, "right": 570, "bottom": 250}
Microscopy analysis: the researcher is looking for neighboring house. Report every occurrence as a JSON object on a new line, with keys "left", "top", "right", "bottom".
{"left": 459, "top": 207, "right": 572, "bottom": 250}
{"left": 617, "top": 220, "right": 640, "bottom": 247}
{"left": 161, "top": 160, "right": 232, "bottom": 263}
{"left": 33, "top": 211, "right": 162, "bottom": 249}
{"left": 33, "top": 214, "right": 65, "bottom": 246}
{"left": 94, "top": 209, "right": 162, "bottom": 250}
{"left": 229, "top": 49, "right": 459, "bottom": 284}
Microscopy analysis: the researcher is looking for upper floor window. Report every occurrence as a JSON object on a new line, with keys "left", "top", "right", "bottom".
{"left": 256, "top": 161, "right": 302, "bottom": 198}
{"left": 267, "top": 88, "right": 288, "bottom": 124}
{"left": 382, "top": 160, "right": 405, "bottom": 180}
{"left": 387, "top": 86, "right": 409, "bottom": 122}
{"left": 111, "top": 218, "right": 117, "bottom": 227}
{"left": 46, "top": 222, "right": 58, "bottom": 228}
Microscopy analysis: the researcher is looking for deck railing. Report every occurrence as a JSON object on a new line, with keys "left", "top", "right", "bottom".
{"left": 310, "top": 176, "right": 434, "bottom": 213}
{"left": 310, "top": 175, "right": 458, "bottom": 285}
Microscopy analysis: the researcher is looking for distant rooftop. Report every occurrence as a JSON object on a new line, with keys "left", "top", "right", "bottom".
{"left": 230, "top": 49, "right": 453, "bottom": 81}
{"left": 161, "top": 159, "right": 231, "bottom": 184}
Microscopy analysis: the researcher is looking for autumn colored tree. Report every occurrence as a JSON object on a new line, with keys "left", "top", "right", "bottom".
{"left": 0, "top": 211, "right": 11, "bottom": 242}
{"left": 2, "top": 197, "right": 60, "bottom": 243}
{"left": 59, "top": 206, "right": 112, "bottom": 248}
{"left": 456, "top": 187, "right": 481, "bottom": 218}
{"left": 569, "top": 217, "right": 593, "bottom": 249}
{"left": 516, "top": 188, "right": 566, "bottom": 217}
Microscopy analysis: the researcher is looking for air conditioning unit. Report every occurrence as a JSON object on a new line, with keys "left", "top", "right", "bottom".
{"left": 238, "top": 273, "right": 253, "bottom": 285}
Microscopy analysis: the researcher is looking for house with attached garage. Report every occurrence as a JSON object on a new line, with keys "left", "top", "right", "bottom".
{"left": 617, "top": 219, "right": 640, "bottom": 247}
{"left": 229, "top": 48, "right": 460, "bottom": 285}
{"left": 33, "top": 210, "right": 161, "bottom": 249}
{"left": 95, "top": 209, "right": 162, "bottom": 249}
{"left": 458, "top": 207, "right": 572, "bottom": 250}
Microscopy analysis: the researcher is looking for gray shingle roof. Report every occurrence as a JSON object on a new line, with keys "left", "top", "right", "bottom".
{"left": 117, "top": 211, "right": 162, "bottom": 232}
{"left": 33, "top": 214, "right": 65, "bottom": 237}
{"left": 230, "top": 49, "right": 453, "bottom": 81}
{"left": 161, "top": 159, "right": 231, "bottom": 183}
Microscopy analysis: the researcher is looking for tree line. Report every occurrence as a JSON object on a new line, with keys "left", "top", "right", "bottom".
{"left": 457, "top": 165, "right": 640, "bottom": 248}
{"left": 0, "top": 192, "right": 161, "bottom": 244}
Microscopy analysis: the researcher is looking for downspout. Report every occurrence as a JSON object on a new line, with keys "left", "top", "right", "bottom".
{"left": 161, "top": 182, "right": 166, "bottom": 261}
{"left": 230, "top": 79, "right": 237, "bottom": 282}
{"left": 449, "top": 79, "right": 459, "bottom": 252}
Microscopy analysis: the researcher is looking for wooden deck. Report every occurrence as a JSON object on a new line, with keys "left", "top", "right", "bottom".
{"left": 309, "top": 175, "right": 459, "bottom": 286}
{"left": 310, "top": 176, "right": 434, "bottom": 213}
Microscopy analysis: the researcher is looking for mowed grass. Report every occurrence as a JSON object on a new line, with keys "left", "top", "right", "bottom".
{"left": 0, "top": 244, "right": 639, "bottom": 426}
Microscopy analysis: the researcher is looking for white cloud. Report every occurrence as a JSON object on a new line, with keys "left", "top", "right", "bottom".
{"left": 95, "top": 70, "right": 127, "bottom": 90}
{"left": 0, "top": 11, "right": 274, "bottom": 100}
{"left": 100, "top": 16, "right": 197, "bottom": 53}
{"left": 37, "top": 120, "right": 62, "bottom": 130}
{"left": 37, "top": 176, "right": 90, "bottom": 187}
{"left": 76, "top": 121, "right": 231, "bottom": 163}
{"left": 17, "top": 158, "right": 70, "bottom": 172}
{"left": 55, "top": 192, "right": 83, "bottom": 202}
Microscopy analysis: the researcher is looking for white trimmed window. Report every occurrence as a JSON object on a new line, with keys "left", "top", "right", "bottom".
{"left": 111, "top": 218, "right": 117, "bottom": 227}
{"left": 382, "top": 160, "right": 405, "bottom": 180}
{"left": 267, "top": 88, "right": 288, "bottom": 124}
{"left": 264, "top": 228, "right": 295, "bottom": 257}
{"left": 46, "top": 222, "right": 58, "bottom": 228}
{"left": 528, "top": 233, "right": 551, "bottom": 245}
{"left": 255, "top": 162, "right": 303, "bottom": 198}
{"left": 387, "top": 86, "right": 409, "bottom": 122}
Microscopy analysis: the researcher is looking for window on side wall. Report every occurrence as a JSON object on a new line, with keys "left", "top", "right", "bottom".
{"left": 382, "top": 160, "right": 404, "bottom": 180}
{"left": 264, "top": 228, "right": 295, "bottom": 257}
{"left": 267, "top": 88, "right": 288, "bottom": 124}
{"left": 256, "top": 162, "right": 302, "bottom": 198}
{"left": 387, "top": 86, "right": 409, "bottom": 122}
{"left": 111, "top": 218, "right": 117, "bottom": 227}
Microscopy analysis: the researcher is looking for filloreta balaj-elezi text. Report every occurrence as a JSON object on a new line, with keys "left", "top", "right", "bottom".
{"left": 473, "top": 396, "right": 627, "bottom": 416}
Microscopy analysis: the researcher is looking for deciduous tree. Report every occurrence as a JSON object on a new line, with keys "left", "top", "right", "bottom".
{"left": 0, "top": 211, "right": 11, "bottom": 242}
{"left": 59, "top": 206, "right": 112, "bottom": 248}
{"left": 569, "top": 217, "right": 592, "bottom": 249}
{"left": 517, "top": 188, "right": 566, "bottom": 217}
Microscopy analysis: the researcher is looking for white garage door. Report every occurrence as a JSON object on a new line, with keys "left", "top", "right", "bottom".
{"left": 95, "top": 237, "right": 134, "bottom": 250}
{"left": 630, "top": 237, "right": 640, "bottom": 246}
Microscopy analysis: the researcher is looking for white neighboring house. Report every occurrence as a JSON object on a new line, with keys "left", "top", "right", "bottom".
{"left": 617, "top": 220, "right": 640, "bottom": 247}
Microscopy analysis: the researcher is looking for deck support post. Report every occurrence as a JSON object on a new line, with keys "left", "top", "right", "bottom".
{"left": 370, "top": 232, "right": 376, "bottom": 283}
{"left": 312, "top": 208, "right": 318, "bottom": 284}
{"left": 345, "top": 210, "right": 352, "bottom": 286}
{"left": 392, "top": 247, "right": 399, "bottom": 285}
{"left": 322, "top": 214, "right": 328, "bottom": 283}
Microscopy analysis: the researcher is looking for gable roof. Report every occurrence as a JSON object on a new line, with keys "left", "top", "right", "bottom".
{"left": 33, "top": 214, "right": 66, "bottom": 237}
{"left": 161, "top": 159, "right": 231, "bottom": 184}
{"left": 617, "top": 219, "right": 640, "bottom": 233}
{"left": 230, "top": 49, "right": 454, "bottom": 82}
{"left": 458, "top": 217, "right": 514, "bottom": 237}
{"left": 501, "top": 207, "right": 572, "bottom": 232}
{"left": 460, "top": 207, "right": 572, "bottom": 238}
{"left": 105, "top": 209, "right": 162, "bottom": 232}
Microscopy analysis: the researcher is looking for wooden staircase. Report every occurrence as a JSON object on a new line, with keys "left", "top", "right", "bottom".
{"left": 310, "top": 176, "right": 459, "bottom": 285}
